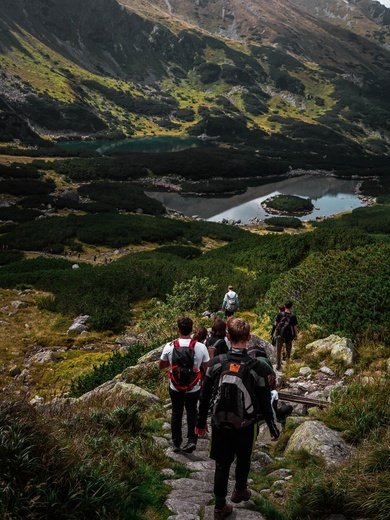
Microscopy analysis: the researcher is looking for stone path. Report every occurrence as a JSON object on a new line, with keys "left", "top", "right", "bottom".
{"left": 156, "top": 413, "right": 268, "bottom": 520}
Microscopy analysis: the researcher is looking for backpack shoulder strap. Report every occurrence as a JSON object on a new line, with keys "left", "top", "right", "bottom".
{"left": 172, "top": 339, "right": 180, "bottom": 348}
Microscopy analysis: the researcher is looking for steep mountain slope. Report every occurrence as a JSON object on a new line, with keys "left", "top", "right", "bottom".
{"left": 0, "top": 0, "right": 389, "bottom": 157}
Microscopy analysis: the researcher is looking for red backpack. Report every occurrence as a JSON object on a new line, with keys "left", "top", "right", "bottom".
{"left": 169, "top": 339, "right": 202, "bottom": 392}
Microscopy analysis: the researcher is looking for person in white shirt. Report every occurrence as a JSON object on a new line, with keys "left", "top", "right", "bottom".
{"left": 159, "top": 316, "right": 210, "bottom": 453}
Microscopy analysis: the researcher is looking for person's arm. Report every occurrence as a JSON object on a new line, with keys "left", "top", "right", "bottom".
{"left": 196, "top": 366, "right": 215, "bottom": 429}
{"left": 236, "top": 294, "right": 239, "bottom": 309}
{"left": 158, "top": 359, "right": 170, "bottom": 369}
{"left": 222, "top": 294, "right": 226, "bottom": 310}
{"left": 256, "top": 382, "right": 280, "bottom": 440}
{"left": 158, "top": 345, "right": 171, "bottom": 370}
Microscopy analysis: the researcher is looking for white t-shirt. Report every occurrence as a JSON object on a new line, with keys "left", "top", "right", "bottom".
{"left": 160, "top": 338, "right": 210, "bottom": 392}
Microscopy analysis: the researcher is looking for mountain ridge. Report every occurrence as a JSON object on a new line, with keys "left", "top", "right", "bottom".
{"left": 0, "top": 0, "right": 389, "bottom": 157}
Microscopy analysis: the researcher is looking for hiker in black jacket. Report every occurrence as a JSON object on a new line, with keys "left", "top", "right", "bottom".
{"left": 195, "top": 318, "right": 279, "bottom": 520}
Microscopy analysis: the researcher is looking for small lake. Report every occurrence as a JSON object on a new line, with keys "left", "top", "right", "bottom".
{"left": 58, "top": 136, "right": 212, "bottom": 154}
{"left": 146, "top": 175, "right": 365, "bottom": 223}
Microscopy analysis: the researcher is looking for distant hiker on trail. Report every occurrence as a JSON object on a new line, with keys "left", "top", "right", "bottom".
{"left": 195, "top": 318, "right": 279, "bottom": 520}
{"left": 206, "top": 318, "right": 229, "bottom": 360}
{"left": 275, "top": 301, "right": 298, "bottom": 370}
{"left": 222, "top": 285, "right": 239, "bottom": 317}
{"left": 271, "top": 304, "right": 285, "bottom": 346}
{"left": 159, "top": 317, "right": 210, "bottom": 454}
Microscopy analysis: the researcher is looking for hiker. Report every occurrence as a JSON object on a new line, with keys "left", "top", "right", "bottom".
{"left": 195, "top": 318, "right": 279, "bottom": 519}
{"left": 275, "top": 301, "right": 298, "bottom": 370}
{"left": 222, "top": 285, "right": 239, "bottom": 317}
{"left": 224, "top": 315, "right": 235, "bottom": 350}
{"left": 271, "top": 304, "right": 285, "bottom": 346}
{"left": 159, "top": 317, "right": 210, "bottom": 453}
{"left": 206, "top": 318, "right": 229, "bottom": 360}
{"left": 193, "top": 326, "right": 208, "bottom": 344}
{"left": 269, "top": 375, "right": 293, "bottom": 426}
{"left": 247, "top": 343, "right": 275, "bottom": 377}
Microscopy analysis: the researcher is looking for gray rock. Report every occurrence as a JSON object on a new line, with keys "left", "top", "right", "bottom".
{"left": 344, "top": 368, "right": 354, "bottom": 377}
{"left": 77, "top": 380, "right": 160, "bottom": 404}
{"left": 161, "top": 468, "right": 175, "bottom": 477}
{"left": 67, "top": 314, "right": 89, "bottom": 334}
{"left": 268, "top": 468, "right": 292, "bottom": 478}
{"left": 285, "top": 420, "right": 352, "bottom": 466}
{"left": 299, "top": 366, "right": 312, "bottom": 376}
{"left": 11, "top": 300, "right": 28, "bottom": 309}
{"left": 320, "top": 366, "right": 335, "bottom": 376}
{"left": 306, "top": 335, "right": 353, "bottom": 365}
{"left": 30, "top": 351, "right": 57, "bottom": 364}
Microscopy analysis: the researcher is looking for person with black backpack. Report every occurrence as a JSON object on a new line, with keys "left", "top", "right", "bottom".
{"left": 206, "top": 318, "right": 229, "bottom": 360}
{"left": 195, "top": 318, "right": 279, "bottom": 520}
{"left": 159, "top": 317, "right": 210, "bottom": 453}
{"left": 275, "top": 301, "right": 298, "bottom": 370}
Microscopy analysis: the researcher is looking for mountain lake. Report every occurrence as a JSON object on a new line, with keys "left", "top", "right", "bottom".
{"left": 145, "top": 175, "right": 365, "bottom": 223}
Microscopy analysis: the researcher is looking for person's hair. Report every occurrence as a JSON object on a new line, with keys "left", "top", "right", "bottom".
{"left": 228, "top": 285, "right": 233, "bottom": 291}
{"left": 177, "top": 316, "right": 193, "bottom": 336}
{"left": 227, "top": 318, "right": 250, "bottom": 343}
{"left": 278, "top": 304, "right": 285, "bottom": 312}
{"left": 193, "top": 326, "right": 208, "bottom": 343}
{"left": 285, "top": 301, "right": 293, "bottom": 309}
{"left": 211, "top": 318, "right": 226, "bottom": 337}
{"left": 268, "top": 374, "right": 277, "bottom": 390}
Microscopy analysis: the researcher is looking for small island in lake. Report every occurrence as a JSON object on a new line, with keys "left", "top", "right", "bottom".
{"left": 262, "top": 194, "right": 314, "bottom": 216}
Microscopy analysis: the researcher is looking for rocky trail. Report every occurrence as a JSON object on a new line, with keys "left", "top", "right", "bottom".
{"left": 155, "top": 415, "right": 270, "bottom": 520}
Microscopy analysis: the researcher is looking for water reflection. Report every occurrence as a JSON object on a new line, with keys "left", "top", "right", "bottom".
{"left": 146, "top": 175, "right": 364, "bottom": 223}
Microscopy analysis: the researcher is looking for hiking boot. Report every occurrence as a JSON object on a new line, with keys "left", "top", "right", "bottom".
{"left": 214, "top": 503, "right": 233, "bottom": 519}
{"left": 231, "top": 487, "right": 251, "bottom": 503}
{"left": 182, "top": 442, "right": 196, "bottom": 453}
{"left": 172, "top": 443, "right": 181, "bottom": 453}
{"left": 276, "top": 364, "right": 282, "bottom": 370}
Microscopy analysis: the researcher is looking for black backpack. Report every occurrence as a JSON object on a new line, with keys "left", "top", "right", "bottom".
{"left": 211, "top": 355, "right": 259, "bottom": 429}
{"left": 247, "top": 344, "right": 269, "bottom": 360}
{"left": 275, "top": 313, "right": 294, "bottom": 340}
{"left": 169, "top": 339, "right": 202, "bottom": 392}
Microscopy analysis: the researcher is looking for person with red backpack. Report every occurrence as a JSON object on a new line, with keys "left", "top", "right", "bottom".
{"left": 275, "top": 301, "right": 298, "bottom": 370}
{"left": 159, "top": 317, "right": 210, "bottom": 453}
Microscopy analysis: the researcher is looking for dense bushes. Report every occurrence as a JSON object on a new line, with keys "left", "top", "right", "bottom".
{"left": 70, "top": 346, "right": 148, "bottom": 397}
{"left": 0, "top": 213, "right": 246, "bottom": 252}
{"left": 259, "top": 243, "right": 390, "bottom": 343}
{"left": 264, "top": 217, "right": 303, "bottom": 229}
{"left": 77, "top": 181, "right": 166, "bottom": 215}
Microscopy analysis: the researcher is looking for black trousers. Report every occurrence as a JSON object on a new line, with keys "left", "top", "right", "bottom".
{"left": 169, "top": 387, "right": 200, "bottom": 447}
{"left": 210, "top": 422, "right": 257, "bottom": 505}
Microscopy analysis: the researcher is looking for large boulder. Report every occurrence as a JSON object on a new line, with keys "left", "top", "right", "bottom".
{"left": 77, "top": 380, "right": 160, "bottom": 404}
{"left": 285, "top": 420, "right": 352, "bottom": 466}
{"left": 306, "top": 335, "right": 354, "bottom": 365}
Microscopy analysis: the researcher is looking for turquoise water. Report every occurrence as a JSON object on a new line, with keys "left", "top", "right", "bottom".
{"left": 146, "top": 175, "right": 364, "bottom": 223}
{"left": 57, "top": 136, "right": 211, "bottom": 154}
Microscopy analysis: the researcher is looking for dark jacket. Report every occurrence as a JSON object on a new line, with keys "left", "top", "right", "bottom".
{"left": 206, "top": 335, "right": 229, "bottom": 356}
{"left": 196, "top": 348, "right": 279, "bottom": 439}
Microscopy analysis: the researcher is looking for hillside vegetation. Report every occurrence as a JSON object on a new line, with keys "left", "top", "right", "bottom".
{"left": 0, "top": 0, "right": 390, "bottom": 158}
